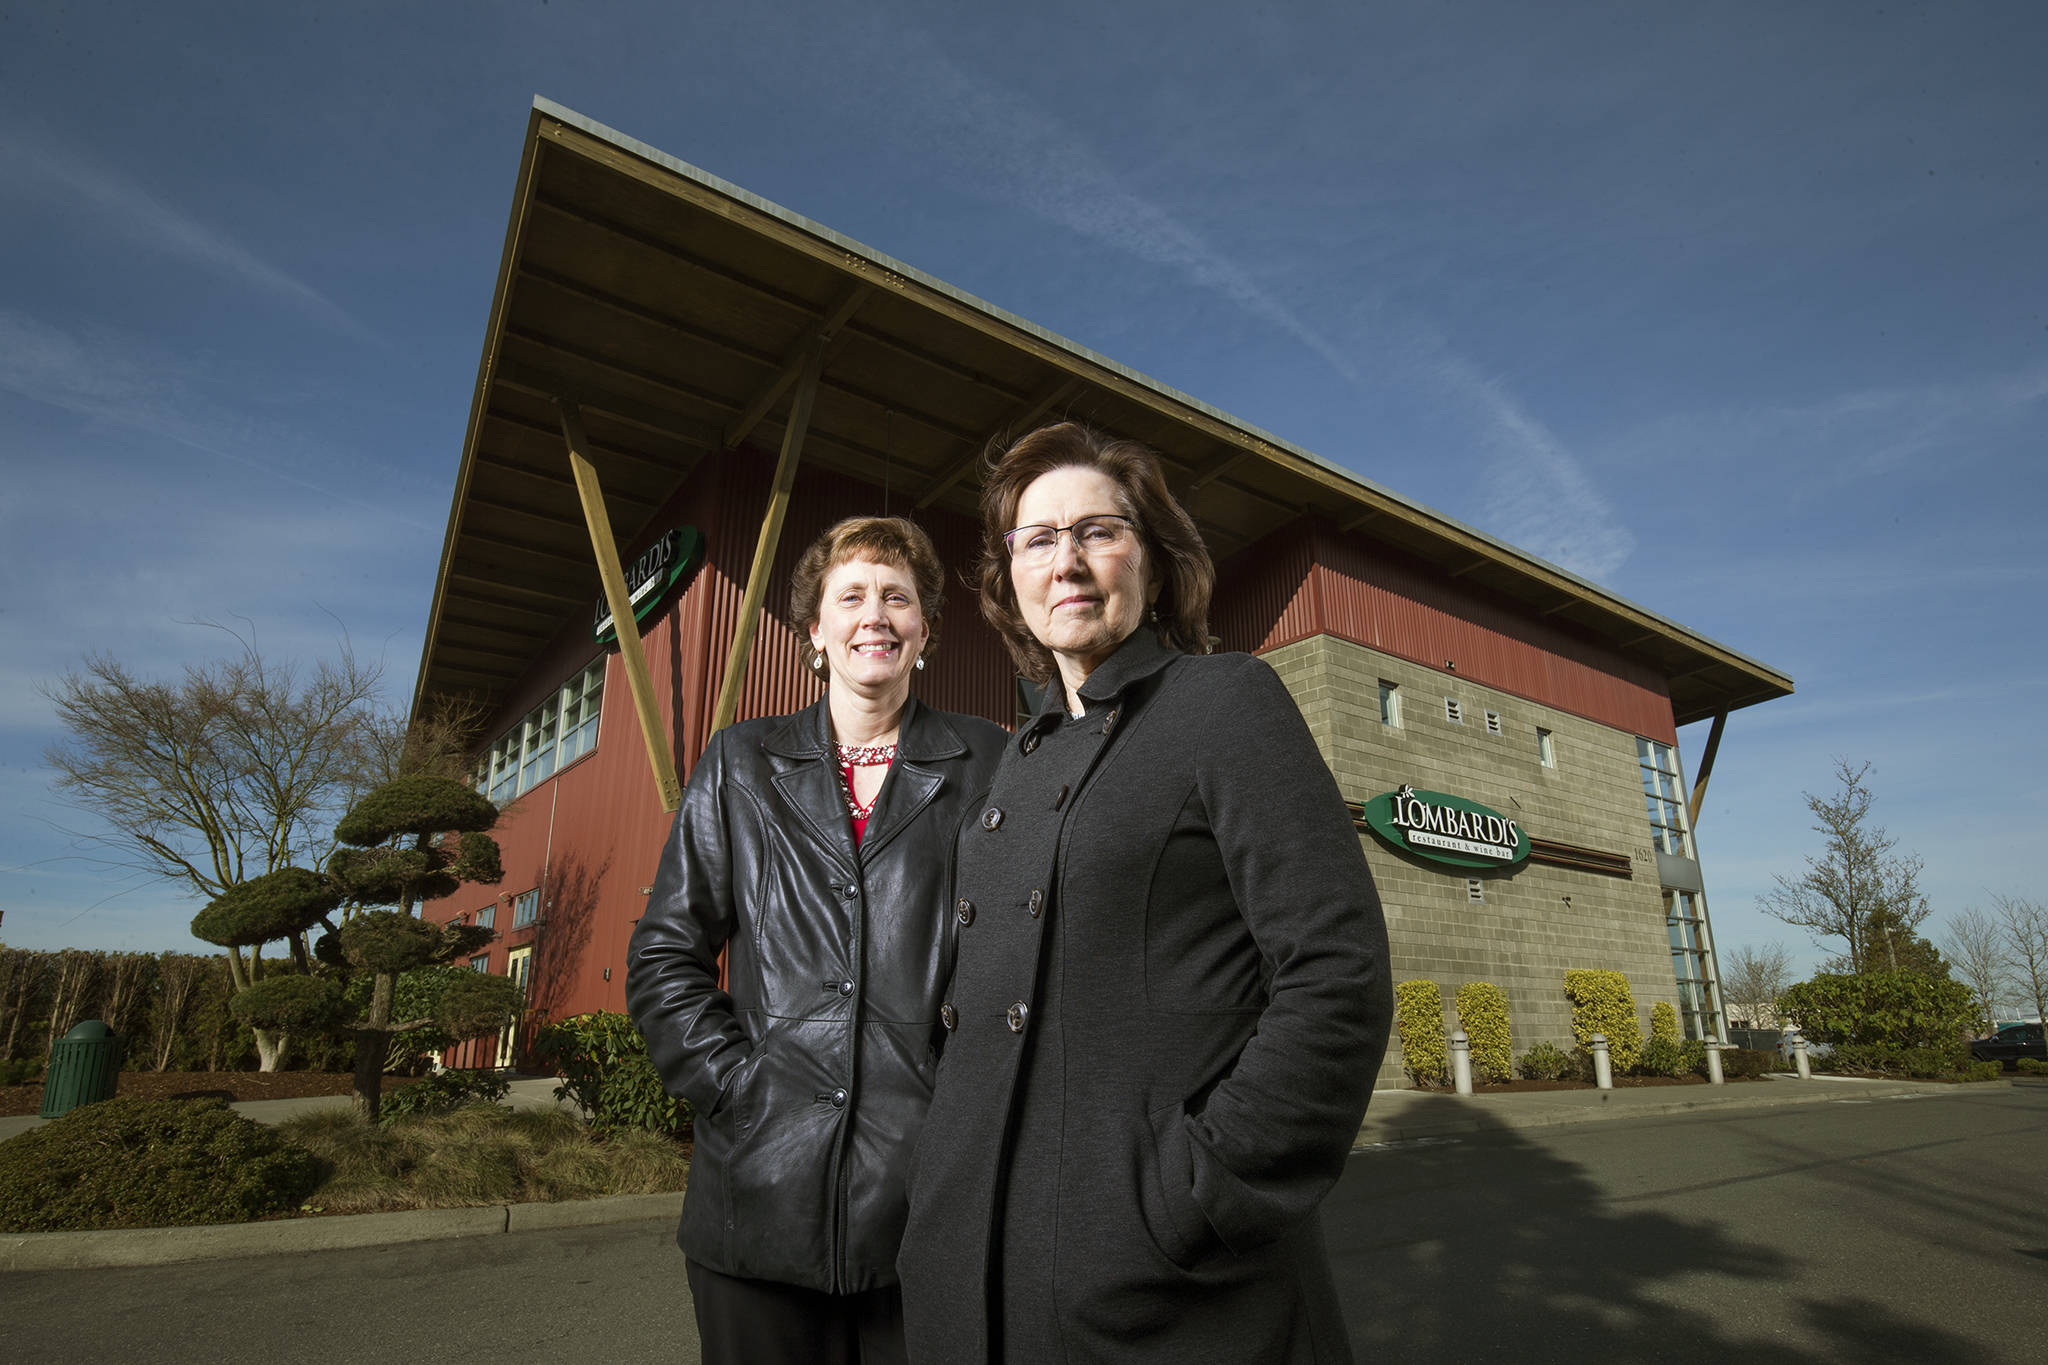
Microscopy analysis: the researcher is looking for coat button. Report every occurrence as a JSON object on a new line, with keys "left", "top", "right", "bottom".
{"left": 1102, "top": 706, "right": 1120, "bottom": 734}
{"left": 838, "top": 979, "right": 855, "bottom": 996}
{"left": 1021, "top": 731, "right": 1040, "bottom": 755}
{"left": 956, "top": 898, "right": 976, "bottom": 926}
{"left": 1007, "top": 1002, "right": 1029, "bottom": 1033}
{"left": 1027, "top": 889, "right": 1044, "bottom": 918}
{"left": 830, "top": 1088, "right": 848, "bottom": 1108}
{"left": 940, "top": 1002, "right": 957, "bottom": 1031}
{"left": 981, "top": 806, "right": 1003, "bottom": 830}
{"left": 841, "top": 884, "right": 858, "bottom": 901}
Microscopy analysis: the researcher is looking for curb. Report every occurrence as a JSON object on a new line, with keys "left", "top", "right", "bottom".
{"left": 1, "top": 1190, "right": 683, "bottom": 1273}
{"left": 1352, "top": 1076, "right": 2002, "bottom": 1146}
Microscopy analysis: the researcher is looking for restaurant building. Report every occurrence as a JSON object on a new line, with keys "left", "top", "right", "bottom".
{"left": 416, "top": 100, "right": 1791, "bottom": 1086}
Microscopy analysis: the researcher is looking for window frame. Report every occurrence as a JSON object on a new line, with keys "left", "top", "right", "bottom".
{"left": 482, "top": 659, "right": 606, "bottom": 804}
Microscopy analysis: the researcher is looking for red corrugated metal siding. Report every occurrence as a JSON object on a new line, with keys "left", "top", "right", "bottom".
{"left": 1249, "top": 525, "right": 1677, "bottom": 742}
{"left": 1209, "top": 532, "right": 1315, "bottom": 654}
{"left": 419, "top": 450, "right": 1013, "bottom": 1026}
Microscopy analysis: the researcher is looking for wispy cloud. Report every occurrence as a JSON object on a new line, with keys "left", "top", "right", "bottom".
{"left": 873, "top": 24, "right": 1637, "bottom": 581}
{"left": 0, "top": 127, "right": 378, "bottom": 343}
{"left": 0, "top": 309, "right": 432, "bottom": 529}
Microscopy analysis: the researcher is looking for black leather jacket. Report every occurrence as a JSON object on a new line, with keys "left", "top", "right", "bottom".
{"left": 626, "top": 696, "right": 1006, "bottom": 1293}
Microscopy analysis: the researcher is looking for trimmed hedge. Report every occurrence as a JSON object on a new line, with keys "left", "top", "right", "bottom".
{"left": 1650, "top": 1001, "right": 1681, "bottom": 1045}
{"left": 1393, "top": 980, "right": 1449, "bottom": 1087}
{"left": 1719, "top": 1047, "right": 1779, "bottom": 1079}
{"left": 2018, "top": 1057, "right": 2048, "bottom": 1076}
{"left": 0, "top": 1097, "right": 319, "bottom": 1232}
{"left": 1777, "top": 971, "right": 1975, "bottom": 1052}
{"left": 1563, "top": 969, "right": 1642, "bottom": 1072}
{"left": 1455, "top": 982, "right": 1513, "bottom": 1083}
{"left": 1517, "top": 1041, "right": 1576, "bottom": 1081}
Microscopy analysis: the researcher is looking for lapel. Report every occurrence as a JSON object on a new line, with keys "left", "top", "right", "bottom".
{"left": 765, "top": 702, "right": 859, "bottom": 876}
{"left": 857, "top": 697, "right": 966, "bottom": 863}
{"left": 761, "top": 696, "right": 968, "bottom": 871}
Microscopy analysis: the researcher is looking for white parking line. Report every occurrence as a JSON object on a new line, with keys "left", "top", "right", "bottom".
{"left": 1351, "top": 1136, "right": 1463, "bottom": 1153}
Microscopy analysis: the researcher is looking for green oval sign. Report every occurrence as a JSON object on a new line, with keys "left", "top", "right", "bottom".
{"left": 595, "top": 526, "right": 704, "bottom": 646}
{"left": 1360, "top": 784, "right": 1530, "bottom": 870}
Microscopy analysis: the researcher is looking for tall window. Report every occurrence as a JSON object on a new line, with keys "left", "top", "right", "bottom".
{"left": 476, "top": 903, "right": 496, "bottom": 931}
{"left": 1636, "top": 737, "right": 1692, "bottom": 857}
{"left": 512, "top": 889, "right": 540, "bottom": 928}
{"left": 1667, "top": 890, "right": 1723, "bottom": 1041}
{"left": 1378, "top": 680, "right": 1401, "bottom": 728}
{"left": 483, "top": 659, "right": 605, "bottom": 803}
{"left": 1537, "top": 727, "right": 1556, "bottom": 768}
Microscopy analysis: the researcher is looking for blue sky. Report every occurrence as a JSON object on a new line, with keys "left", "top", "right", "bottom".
{"left": 2, "top": 2, "right": 2042, "bottom": 976}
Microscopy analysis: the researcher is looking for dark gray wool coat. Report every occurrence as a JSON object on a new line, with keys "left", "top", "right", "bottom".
{"left": 898, "top": 631, "right": 1394, "bottom": 1365}
{"left": 626, "top": 696, "right": 1005, "bottom": 1295}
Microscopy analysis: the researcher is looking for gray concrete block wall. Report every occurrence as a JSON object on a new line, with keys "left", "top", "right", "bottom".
{"left": 1260, "top": 636, "right": 1684, "bottom": 1089}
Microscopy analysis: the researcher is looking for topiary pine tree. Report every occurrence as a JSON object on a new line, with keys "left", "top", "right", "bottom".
{"left": 190, "top": 775, "right": 522, "bottom": 1120}
{"left": 320, "top": 775, "right": 521, "bottom": 1121}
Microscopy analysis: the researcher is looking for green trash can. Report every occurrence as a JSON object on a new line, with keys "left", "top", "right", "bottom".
{"left": 40, "top": 1019, "right": 126, "bottom": 1118}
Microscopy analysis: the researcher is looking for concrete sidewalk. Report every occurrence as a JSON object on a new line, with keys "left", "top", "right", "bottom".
{"left": 2, "top": 1073, "right": 2002, "bottom": 1272}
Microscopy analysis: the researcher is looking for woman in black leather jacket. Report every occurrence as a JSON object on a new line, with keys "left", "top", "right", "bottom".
{"left": 626, "top": 516, "right": 1006, "bottom": 1365}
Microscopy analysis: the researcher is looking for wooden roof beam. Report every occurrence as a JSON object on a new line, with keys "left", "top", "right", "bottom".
{"left": 725, "top": 282, "right": 873, "bottom": 449}
{"left": 495, "top": 364, "right": 725, "bottom": 451}
{"left": 916, "top": 375, "right": 1084, "bottom": 510}
{"left": 518, "top": 262, "right": 781, "bottom": 369}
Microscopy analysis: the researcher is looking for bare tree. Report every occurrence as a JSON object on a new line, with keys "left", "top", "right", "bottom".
{"left": 1992, "top": 893, "right": 2048, "bottom": 1028}
{"left": 1761, "top": 760, "right": 1929, "bottom": 974}
{"left": 1941, "top": 907, "right": 2013, "bottom": 1033}
{"left": 1718, "top": 943, "right": 1794, "bottom": 1026}
{"left": 42, "top": 635, "right": 388, "bottom": 1068}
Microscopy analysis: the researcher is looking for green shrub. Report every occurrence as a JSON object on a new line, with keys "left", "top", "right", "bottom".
{"left": 1563, "top": 969, "right": 1642, "bottom": 1072}
{"left": 1393, "top": 980, "right": 1448, "bottom": 1087}
{"left": 1517, "top": 1041, "right": 1577, "bottom": 1081}
{"left": 1826, "top": 1041, "right": 1969, "bottom": 1077}
{"left": 1719, "top": 1047, "right": 1778, "bottom": 1079}
{"left": 0, "top": 1097, "right": 319, "bottom": 1232}
{"left": 0, "top": 1058, "right": 42, "bottom": 1086}
{"left": 1455, "top": 982, "right": 1513, "bottom": 1083}
{"left": 1677, "top": 1040, "right": 1707, "bottom": 1076}
{"left": 380, "top": 1069, "right": 511, "bottom": 1123}
{"left": 1962, "top": 1060, "right": 2003, "bottom": 1083}
{"left": 532, "top": 1011, "right": 691, "bottom": 1137}
{"left": 2018, "top": 1057, "right": 2048, "bottom": 1076}
{"left": 1639, "top": 1036, "right": 1685, "bottom": 1077}
{"left": 1650, "top": 1001, "right": 1680, "bottom": 1044}
{"left": 1777, "top": 971, "right": 1975, "bottom": 1052}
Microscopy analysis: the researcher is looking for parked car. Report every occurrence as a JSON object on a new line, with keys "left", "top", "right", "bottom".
{"left": 1969, "top": 1022, "right": 2046, "bottom": 1068}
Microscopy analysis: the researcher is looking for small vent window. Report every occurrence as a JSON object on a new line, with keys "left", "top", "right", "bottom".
{"left": 1484, "top": 709, "right": 1503, "bottom": 736}
{"left": 1445, "top": 697, "right": 1464, "bottom": 724}
{"left": 1378, "top": 680, "right": 1401, "bottom": 728}
{"left": 1538, "top": 728, "right": 1556, "bottom": 768}
{"left": 1466, "top": 879, "right": 1485, "bottom": 903}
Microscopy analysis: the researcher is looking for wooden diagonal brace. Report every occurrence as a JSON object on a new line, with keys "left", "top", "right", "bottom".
{"left": 711, "top": 342, "right": 826, "bottom": 733}
{"left": 559, "top": 399, "right": 683, "bottom": 811}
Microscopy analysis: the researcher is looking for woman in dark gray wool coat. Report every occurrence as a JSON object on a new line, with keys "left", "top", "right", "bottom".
{"left": 627, "top": 516, "right": 1005, "bottom": 1365}
{"left": 898, "top": 424, "right": 1394, "bottom": 1364}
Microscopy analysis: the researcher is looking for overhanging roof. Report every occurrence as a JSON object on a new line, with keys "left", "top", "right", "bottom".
{"left": 414, "top": 97, "right": 1792, "bottom": 729}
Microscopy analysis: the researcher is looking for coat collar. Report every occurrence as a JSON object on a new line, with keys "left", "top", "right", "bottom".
{"left": 1021, "top": 628, "right": 1182, "bottom": 740}
{"left": 761, "top": 694, "right": 969, "bottom": 763}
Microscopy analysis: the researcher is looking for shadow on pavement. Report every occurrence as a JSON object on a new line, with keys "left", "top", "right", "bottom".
{"left": 1327, "top": 1092, "right": 1981, "bottom": 1364}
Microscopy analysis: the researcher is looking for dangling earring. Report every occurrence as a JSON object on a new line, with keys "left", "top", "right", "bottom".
{"left": 810, "top": 650, "right": 825, "bottom": 674}
{"left": 914, "top": 654, "right": 926, "bottom": 671}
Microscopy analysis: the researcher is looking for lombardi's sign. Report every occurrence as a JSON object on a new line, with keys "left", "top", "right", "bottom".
{"left": 594, "top": 526, "right": 703, "bottom": 647}
{"left": 1359, "top": 784, "right": 1530, "bottom": 870}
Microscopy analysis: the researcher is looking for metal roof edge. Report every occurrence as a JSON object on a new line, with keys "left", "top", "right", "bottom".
{"left": 522, "top": 97, "right": 1790, "bottom": 695}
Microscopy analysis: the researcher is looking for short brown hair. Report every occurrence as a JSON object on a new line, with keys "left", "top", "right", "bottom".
{"left": 790, "top": 517, "right": 946, "bottom": 673}
{"left": 977, "top": 422, "right": 1213, "bottom": 686}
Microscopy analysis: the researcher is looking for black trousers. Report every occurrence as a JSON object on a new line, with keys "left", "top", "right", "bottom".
{"left": 685, "top": 1259, "right": 908, "bottom": 1365}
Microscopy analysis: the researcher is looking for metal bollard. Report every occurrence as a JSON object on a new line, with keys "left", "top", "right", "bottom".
{"left": 1590, "top": 1032, "right": 1613, "bottom": 1089}
{"left": 1450, "top": 1028, "right": 1473, "bottom": 1095}
{"left": 1790, "top": 1032, "right": 1811, "bottom": 1080}
{"left": 1705, "top": 1041, "right": 1725, "bottom": 1085}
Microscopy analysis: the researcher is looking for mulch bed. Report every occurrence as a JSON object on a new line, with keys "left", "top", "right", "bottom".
{"left": 0, "top": 1071, "right": 411, "bottom": 1118}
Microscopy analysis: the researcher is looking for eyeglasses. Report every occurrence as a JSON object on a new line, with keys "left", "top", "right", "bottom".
{"left": 1002, "top": 514, "right": 1136, "bottom": 566}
